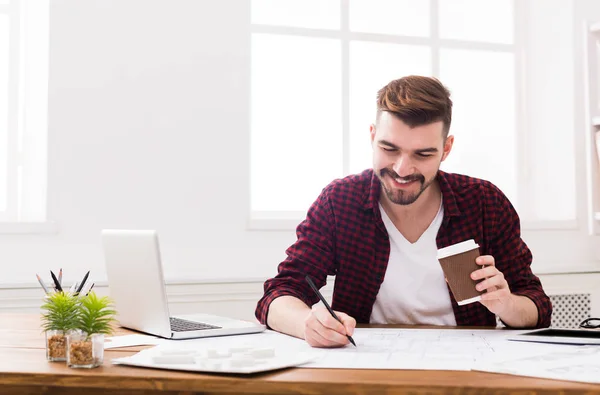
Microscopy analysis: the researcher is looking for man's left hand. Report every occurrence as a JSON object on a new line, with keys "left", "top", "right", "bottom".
{"left": 471, "top": 255, "right": 512, "bottom": 315}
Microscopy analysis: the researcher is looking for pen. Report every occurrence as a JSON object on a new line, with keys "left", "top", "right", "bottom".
{"left": 75, "top": 270, "right": 90, "bottom": 294}
{"left": 50, "top": 270, "right": 63, "bottom": 292}
{"left": 35, "top": 274, "right": 50, "bottom": 294}
{"left": 58, "top": 268, "right": 62, "bottom": 286}
{"left": 305, "top": 275, "right": 356, "bottom": 347}
{"left": 84, "top": 282, "right": 95, "bottom": 296}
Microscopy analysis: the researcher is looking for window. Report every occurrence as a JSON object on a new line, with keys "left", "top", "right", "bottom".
{"left": 249, "top": 1, "right": 577, "bottom": 230}
{"left": 0, "top": 0, "right": 49, "bottom": 226}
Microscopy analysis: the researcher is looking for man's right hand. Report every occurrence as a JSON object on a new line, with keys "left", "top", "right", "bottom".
{"left": 303, "top": 304, "right": 356, "bottom": 348}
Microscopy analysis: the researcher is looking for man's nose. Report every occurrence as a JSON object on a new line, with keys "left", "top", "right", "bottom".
{"left": 392, "top": 156, "right": 413, "bottom": 177}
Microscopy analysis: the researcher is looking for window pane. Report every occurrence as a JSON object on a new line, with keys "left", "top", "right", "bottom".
{"left": 251, "top": 34, "right": 342, "bottom": 212}
{"left": 597, "top": 40, "right": 600, "bottom": 114}
{"left": 349, "top": 0, "right": 429, "bottom": 37}
{"left": 0, "top": 14, "right": 8, "bottom": 211}
{"left": 439, "top": 49, "right": 518, "bottom": 209}
{"left": 439, "top": 0, "right": 513, "bottom": 44}
{"left": 251, "top": 0, "right": 340, "bottom": 30}
{"left": 349, "top": 42, "right": 431, "bottom": 174}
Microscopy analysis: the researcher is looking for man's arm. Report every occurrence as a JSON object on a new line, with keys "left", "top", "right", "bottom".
{"left": 267, "top": 295, "right": 311, "bottom": 339}
{"left": 478, "top": 184, "right": 552, "bottom": 328}
{"left": 267, "top": 295, "right": 356, "bottom": 347}
{"left": 472, "top": 255, "right": 539, "bottom": 327}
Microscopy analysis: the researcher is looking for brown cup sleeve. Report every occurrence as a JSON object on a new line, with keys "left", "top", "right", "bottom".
{"left": 438, "top": 248, "right": 481, "bottom": 303}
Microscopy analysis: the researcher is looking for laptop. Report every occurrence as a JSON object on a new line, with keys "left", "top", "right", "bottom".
{"left": 101, "top": 229, "right": 265, "bottom": 339}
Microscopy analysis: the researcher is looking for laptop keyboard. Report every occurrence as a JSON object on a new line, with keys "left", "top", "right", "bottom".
{"left": 169, "top": 317, "right": 221, "bottom": 332}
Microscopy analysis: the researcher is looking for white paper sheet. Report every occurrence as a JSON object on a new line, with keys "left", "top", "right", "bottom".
{"left": 475, "top": 345, "right": 600, "bottom": 384}
{"left": 104, "top": 334, "right": 165, "bottom": 349}
{"left": 111, "top": 328, "right": 589, "bottom": 376}
{"left": 298, "top": 328, "right": 568, "bottom": 371}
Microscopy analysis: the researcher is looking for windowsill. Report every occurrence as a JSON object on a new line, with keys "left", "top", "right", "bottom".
{"left": 248, "top": 216, "right": 580, "bottom": 232}
{"left": 0, "top": 221, "right": 59, "bottom": 235}
{"left": 533, "top": 262, "right": 600, "bottom": 275}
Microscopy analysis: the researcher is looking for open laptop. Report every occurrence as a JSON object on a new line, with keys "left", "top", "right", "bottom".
{"left": 101, "top": 229, "right": 265, "bottom": 339}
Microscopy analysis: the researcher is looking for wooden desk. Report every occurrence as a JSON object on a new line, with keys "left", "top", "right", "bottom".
{"left": 1, "top": 314, "right": 599, "bottom": 395}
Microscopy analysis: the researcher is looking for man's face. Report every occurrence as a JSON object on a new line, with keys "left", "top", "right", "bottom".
{"left": 371, "top": 112, "right": 453, "bottom": 206}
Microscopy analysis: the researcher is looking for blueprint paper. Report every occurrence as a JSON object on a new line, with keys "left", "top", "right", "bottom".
{"left": 475, "top": 346, "right": 600, "bottom": 384}
{"left": 110, "top": 328, "right": 577, "bottom": 376}
{"left": 112, "top": 328, "right": 574, "bottom": 372}
{"left": 299, "top": 328, "right": 569, "bottom": 370}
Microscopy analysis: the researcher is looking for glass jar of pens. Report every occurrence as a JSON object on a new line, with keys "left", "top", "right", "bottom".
{"left": 38, "top": 270, "right": 116, "bottom": 367}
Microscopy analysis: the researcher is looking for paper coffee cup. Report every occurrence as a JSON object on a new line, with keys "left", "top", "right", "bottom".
{"left": 437, "top": 239, "right": 481, "bottom": 306}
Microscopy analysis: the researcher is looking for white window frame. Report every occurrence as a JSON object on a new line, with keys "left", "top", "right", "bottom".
{"left": 248, "top": 1, "right": 600, "bottom": 274}
{"left": 0, "top": 0, "right": 55, "bottom": 234}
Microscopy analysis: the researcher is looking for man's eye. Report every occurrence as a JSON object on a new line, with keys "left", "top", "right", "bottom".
{"left": 417, "top": 153, "right": 433, "bottom": 158}
{"left": 381, "top": 147, "right": 396, "bottom": 152}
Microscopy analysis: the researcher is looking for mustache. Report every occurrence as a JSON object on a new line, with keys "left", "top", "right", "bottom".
{"left": 380, "top": 168, "right": 424, "bottom": 183}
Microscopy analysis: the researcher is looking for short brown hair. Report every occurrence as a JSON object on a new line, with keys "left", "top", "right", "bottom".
{"left": 376, "top": 75, "right": 453, "bottom": 137}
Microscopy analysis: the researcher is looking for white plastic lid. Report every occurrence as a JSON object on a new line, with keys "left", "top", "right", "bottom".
{"left": 437, "top": 239, "right": 479, "bottom": 260}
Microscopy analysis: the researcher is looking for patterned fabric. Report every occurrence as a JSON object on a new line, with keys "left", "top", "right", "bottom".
{"left": 255, "top": 169, "right": 552, "bottom": 328}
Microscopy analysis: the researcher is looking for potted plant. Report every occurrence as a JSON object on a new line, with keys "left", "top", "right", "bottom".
{"left": 66, "top": 291, "right": 117, "bottom": 368}
{"left": 40, "top": 291, "right": 79, "bottom": 361}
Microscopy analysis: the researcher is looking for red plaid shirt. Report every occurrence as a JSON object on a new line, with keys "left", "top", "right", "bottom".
{"left": 255, "top": 169, "right": 552, "bottom": 328}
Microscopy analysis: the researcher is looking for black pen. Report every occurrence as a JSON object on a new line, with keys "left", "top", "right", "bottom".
{"left": 305, "top": 275, "right": 356, "bottom": 347}
{"left": 75, "top": 270, "right": 90, "bottom": 294}
{"left": 50, "top": 270, "right": 63, "bottom": 292}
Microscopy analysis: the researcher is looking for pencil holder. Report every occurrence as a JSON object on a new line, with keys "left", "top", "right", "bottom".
{"left": 66, "top": 330, "right": 104, "bottom": 368}
{"left": 45, "top": 329, "right": 67, "bottom": 361}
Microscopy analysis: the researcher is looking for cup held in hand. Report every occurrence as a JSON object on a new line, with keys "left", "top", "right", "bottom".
{"left": 437, "top": 239, "right": 481, "bottom": 306}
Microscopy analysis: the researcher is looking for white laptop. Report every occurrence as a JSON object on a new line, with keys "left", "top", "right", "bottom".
{"left": 101, "top": 229, "right": 265, "bottom": 340}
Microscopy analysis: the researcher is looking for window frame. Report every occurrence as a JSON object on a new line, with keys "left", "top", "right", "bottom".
{"left": 0, "top": 0, "right": 53, "bottom": 234}
{"left": 248, "top": 1, "right": 599, "bottom": 274}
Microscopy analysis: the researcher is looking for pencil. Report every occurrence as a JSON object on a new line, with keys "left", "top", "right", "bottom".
{"left": 75, "top": 270, "right": 90, "bottom": 294}
{"left": 58, "top": 268, "right": 62, "bottom": 286}
{"left": 50, "top": 270, "right": 63, "bottom": 292}
{"left": 305, "top": 275, "right": 356, "bottom": 347}
{"left": 35, "top": 274, "right": 50, "bottom": 294}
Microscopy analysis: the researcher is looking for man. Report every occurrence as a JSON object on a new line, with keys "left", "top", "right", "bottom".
{"left": 255, "top": 75, "right": 552, "bottom": 348}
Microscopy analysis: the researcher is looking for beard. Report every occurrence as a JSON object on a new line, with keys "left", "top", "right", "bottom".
{"left": 378, "top": 167, "right": 435, "bottom": 205}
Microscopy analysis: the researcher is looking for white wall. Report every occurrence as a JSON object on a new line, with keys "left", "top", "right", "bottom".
{"left": 1, "top": 0, "right": 600, "bottom": 320}
{"left": 2, "top": 0, "right": 297, "bottom": 287}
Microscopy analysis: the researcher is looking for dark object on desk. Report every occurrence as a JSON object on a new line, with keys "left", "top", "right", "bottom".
{"left": 50, "top": 271, "right": 63, "bottom": 292}
{"left": 75, "top": 270, "right": 90, "bottom": 294}
{"left": 580, "top": 317, "right": 600, "bottom": 329}
{"left": 305, "top": 275, "right": 356, "bottom": 347}
{"left": 509, "top": 328, "right": 600, "bottom": 345}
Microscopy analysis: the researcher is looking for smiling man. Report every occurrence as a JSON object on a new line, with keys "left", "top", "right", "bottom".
{"left": 255, "top": 76, "right": 552, "bottom": 348}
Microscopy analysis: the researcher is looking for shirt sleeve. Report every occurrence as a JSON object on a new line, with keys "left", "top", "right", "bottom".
{"left": 486, "top": 185, "right": 552, "bottom": 328}
{"left": 255, "top": 188, "right": 338, "bottom": 326}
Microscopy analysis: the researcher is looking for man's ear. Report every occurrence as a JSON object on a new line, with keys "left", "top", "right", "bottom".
{"left": 370, "top": 124, "right": 376, "bottom": 143}
{"left": 441, "top": 135, "right": 454, "bottom": 161}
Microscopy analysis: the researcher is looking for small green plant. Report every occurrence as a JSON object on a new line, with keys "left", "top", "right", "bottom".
{"left": 41, "top": 291, "right": 80, "bottom": 332}
{"left": 76, "top": 291, "right": 117, "bottom": 338}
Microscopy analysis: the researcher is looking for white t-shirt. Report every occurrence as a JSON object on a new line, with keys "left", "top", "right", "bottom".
{"left": 369, "top": 201, "right": 457, "bottom": 325}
